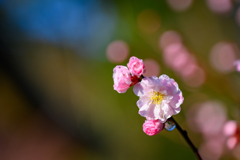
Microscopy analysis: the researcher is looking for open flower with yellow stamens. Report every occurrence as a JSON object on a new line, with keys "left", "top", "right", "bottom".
{"left": 133, "top": 75, "right": 183, "bottom": 123}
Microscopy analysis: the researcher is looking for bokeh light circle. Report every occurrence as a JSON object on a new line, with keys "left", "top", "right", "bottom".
{"left": 210, "top": 42, "right": 237, "bottom": 73}
{"left": 106, "top": 40, "right": 129, "bottom": 63}
{"left": 206, "top": 0, "right": 232, "bottom": 14}
{"left": 163, "top": 43, "right": 183, "bottom": 68}
{"left": 199, "top": 136, "right": 225, "bottom": 160}
{"left": 236, "top": 7, "right": 240, "bottom": 27}
{"left": 180, "top": 59, "right": 197, "bottom": 77}
{"left": 159, "top": 31, "right": 182, "bottom": 50}
{"left": 166, "top": 0, "right": 193, "bottom": 12}
{"left": 182, "top": 66, "right": 205, "bottom": 88}
{"left": 143, "top": 59, "right": 160, "bottom": 77}
{"left": 187, "top": 101, "right": 227, "bottom": 136}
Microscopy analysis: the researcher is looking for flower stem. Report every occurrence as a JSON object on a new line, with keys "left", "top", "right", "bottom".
{"left": 169, "top": 117, "right": 202, "bottom": 160}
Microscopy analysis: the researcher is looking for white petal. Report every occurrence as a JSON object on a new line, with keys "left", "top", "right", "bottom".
{"left": 136, "top": 95, "right": 149, "bottom": 108}
{"left": 158, "top": 109, "right": 167, "bottom": 123}
{"left": 134, "top": 77, "right": 159, "bottom": 96}
{"left": 169, "top": 91, "right": 184, "bottom": 108}
{"left": 133, "top": 83, "right": 144, "bottom": 97}
{"left": 161, "top": 103, "right": 170, "bottom": 113}
{"left": 172, "top": 107, "right": 181, "bottom": 115}
{"left": 161, "top": 103, "right": 173, "bottom": 121}
{"left": 159, "top": 74, "right": 170, "bottom": 81}
{"left": 142, "top": 77, "right": 158, "bottom": 90}
{"left": 139, "top": 102, "right": 149, "bottom": 112}
{"left": 139, "top": 103, "right": 156, "bottom": 119}
{"left": 154, "top": 104, "right": 161, "bottom": 119}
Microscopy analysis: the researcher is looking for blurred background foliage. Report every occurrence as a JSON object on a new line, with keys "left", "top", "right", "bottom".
{"left": 0, "top": 0, "right": 240, "bottom": 159}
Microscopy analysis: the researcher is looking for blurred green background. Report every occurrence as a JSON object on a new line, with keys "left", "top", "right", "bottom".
{"left": 0, "top": 0, "right": 240, "bottom": 159}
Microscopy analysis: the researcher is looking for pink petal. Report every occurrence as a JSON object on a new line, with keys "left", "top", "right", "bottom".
{"left": 139, "top": 103, "right": 156, "bottom": 119}
{"left": 169, "top": 91, "right": 184, "bottom": 108}
{"left": 133, "top": 83, "right": 145, "bottom": 96}
{"left": 223, "top": 120, "right": 238, "bottom": 137}
{"left": 227, "top": 136, "right": 238, "bottom": 150}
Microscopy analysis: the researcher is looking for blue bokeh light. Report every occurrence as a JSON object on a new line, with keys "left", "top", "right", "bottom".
{"left": 0, "top": 0, "right": 117, "bottom": 58}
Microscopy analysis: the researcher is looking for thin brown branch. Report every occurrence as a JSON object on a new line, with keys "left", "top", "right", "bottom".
{"left": 169, "top": 117, "right": 202, "bottom": 160}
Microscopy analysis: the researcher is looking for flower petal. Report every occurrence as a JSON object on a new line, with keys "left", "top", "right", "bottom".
{"left": 169, "top": 91, "right": 184, "bottom": 108}
{"left": 159, "top": 74, "right": 170, "bottom": 81}
{"left": 133, "top": 83, "right": 145, "bottom": 97}
{"left": 172, "top": 106, "right": 181, "bottom": 115}
{"left": 136, "top": 95, "right": 149, "bottom": 108}
{"left": 133, "top": 77, "right": 159, "bottom": 96}
{"left": 161, "top": 103, "right": 173, "bottom": 122}
{"left": 139, "top": 102, "right": 156, "bottom": 119}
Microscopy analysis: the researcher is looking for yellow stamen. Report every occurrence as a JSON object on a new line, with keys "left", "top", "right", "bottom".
{"left": 149, "top": 91, "right": 164, "bottom": 105}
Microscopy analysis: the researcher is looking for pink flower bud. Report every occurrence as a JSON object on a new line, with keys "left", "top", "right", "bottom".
{"left": 143, "top": 119, "right": 164, "bottom": 136}
{"left": 223, "top": 120, "right": 238, "bottom": 137}
{"left": 226, "top": 136, "right": 238, "bottom": 150}
{"left": 127, "top": 56, "right": 145, "bottom": 77}
{"left": 113, "top": 65, "right": 132, "bottom": 93}
{"left": 234, "top": 60, "right": 240, "bottom": 72}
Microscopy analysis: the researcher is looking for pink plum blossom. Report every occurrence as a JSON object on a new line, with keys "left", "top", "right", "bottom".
{"left": 127, "top": 56, "right": 146, "bottom": 77}
{"left": 113, "top": 65, "right": 132, "bottom": 93}
{"left": 133, "top": 75, "right": 183, "bottom": 123}
{"left": 143, "top": 119, "right": 164, "bottom": 136}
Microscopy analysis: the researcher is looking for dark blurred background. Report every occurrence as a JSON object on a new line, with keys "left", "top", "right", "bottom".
{"left": 0, "top": 0, "right": 240, "bottom": 159}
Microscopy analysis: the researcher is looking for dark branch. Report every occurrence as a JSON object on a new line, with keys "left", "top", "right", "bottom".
{"left": 169, "top": 117, "right": 202, "bottom": 160}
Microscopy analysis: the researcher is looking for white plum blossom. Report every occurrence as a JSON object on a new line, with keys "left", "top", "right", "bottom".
{"left": 133, "top": 75, "right": 183, "bottom": 123}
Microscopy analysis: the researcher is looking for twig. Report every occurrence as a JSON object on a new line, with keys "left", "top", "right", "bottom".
{"left": 169, "top": 117, "right": 202, "bottom": 160}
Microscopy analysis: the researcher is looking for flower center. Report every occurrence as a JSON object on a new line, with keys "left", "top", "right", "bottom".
{"left": 150, "top": 91, "right": 164, "bottom": 105}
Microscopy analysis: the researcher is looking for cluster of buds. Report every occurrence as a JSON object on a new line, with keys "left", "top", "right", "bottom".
{"left": 223, "top": 120, "right": 240, "bottom": 150}
{"left": 113, "top": 56, "right": 183, "bottom": 136}
{"left": 113, "top": 57, "right": 145, "bottom": 93}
